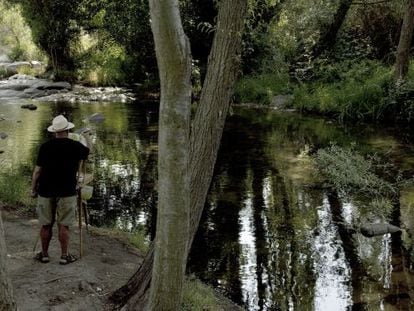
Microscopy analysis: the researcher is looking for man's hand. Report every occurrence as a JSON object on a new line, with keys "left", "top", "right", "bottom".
{"left": 30, "top": 189, "right": 38, "bottom": 198}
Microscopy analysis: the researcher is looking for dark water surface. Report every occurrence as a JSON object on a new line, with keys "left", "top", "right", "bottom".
{"left": 1, "top": 100, "right": 414, "bottom": 310}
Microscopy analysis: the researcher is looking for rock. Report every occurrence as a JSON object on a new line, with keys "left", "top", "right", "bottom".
{"left": 78, "top": 280, "right": 94, "bottom": 292}
{"left": 0, "top": 150, "right": 4, "bottom": 154}
{"left": 31, "top": 81, "right": 71, "bottom": 91}
{"left": 270, "top": 94, "right": 294, "bottom": 109}
{"left": 2, "top": 61, "right": 32, "bottom": 74}
{"left": 360, "top": 223, "right": 401, "bottom": 237}
{"left": 21, "top": 104, "right": 37, "bottom": 110}
{"left": 51, "top": 81, "right": 72, "bottom": 90}
{"left": 8, "top": 74, "right": 38, "bottom": 80}
{"left": 0, "top": 54, "right": 11, "bottom": 63}
{"left": 88, "top": 113, "right": 105, "bottom": 123}
{"left": 23, "top": 88, "right": 48, "bottom": 98}
{"left": 0, "top": 82, "right": 36, "bottom": 91}
{"left": 0, "top": 132, "right": 8, "bottom": 139}
{"left": 0, "top": 89, "right": 31, "bottom": 99}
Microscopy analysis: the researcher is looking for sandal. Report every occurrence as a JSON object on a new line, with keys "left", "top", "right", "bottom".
{"left": 59, "top": 254, "right": 77, "bottom": 265}
{"left": 34, "top": 252, "right": 50, "bottom": 263}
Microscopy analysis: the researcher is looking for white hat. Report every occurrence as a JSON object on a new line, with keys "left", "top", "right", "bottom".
{"left": 47, "top": 115, "right": 75, "bottom": 132}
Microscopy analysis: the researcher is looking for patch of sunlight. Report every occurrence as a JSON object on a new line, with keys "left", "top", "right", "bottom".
{"left": 273, "top": 145, "right": 320, "bottom": 185}
{"left": 365, "top": 136, "right": 400, "bottom": 153}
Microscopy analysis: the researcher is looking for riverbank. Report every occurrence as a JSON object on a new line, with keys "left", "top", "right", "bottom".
{"left": 2, "top": 207, "right": 242, "bottom": 310}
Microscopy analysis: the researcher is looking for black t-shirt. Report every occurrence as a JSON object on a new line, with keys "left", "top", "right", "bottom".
{"left": 36, "top": 138, "right": 89, "bottom": 197}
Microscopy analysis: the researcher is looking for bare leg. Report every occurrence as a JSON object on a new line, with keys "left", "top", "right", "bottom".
{"left": 40, "top": 225, "right": 52, "bottom": 256}
{"left": 58, "top": 224, "right": 70, "bottom": 256}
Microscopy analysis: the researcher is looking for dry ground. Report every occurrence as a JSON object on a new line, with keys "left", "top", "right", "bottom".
{"left": 4, "top": 210, "right": 142, "bottom": 311}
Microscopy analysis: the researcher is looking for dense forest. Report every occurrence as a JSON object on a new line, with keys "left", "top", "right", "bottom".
{"left": 0, "top": 0, "right": 413, "bottom": 124}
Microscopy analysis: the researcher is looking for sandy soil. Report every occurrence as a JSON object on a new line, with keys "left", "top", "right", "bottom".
{"left": 3, "top": 210, "right": 142, "bottom": 311}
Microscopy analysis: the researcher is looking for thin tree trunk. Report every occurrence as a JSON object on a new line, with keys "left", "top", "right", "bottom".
{"left": 0, "top": 211, "right": 16, "bottom": 311}
{"left": 188, "top": 0, "right": 248, "bottom": 249}
{"left": 109, "top": 0, "right": 248, "bottom": 308}
{"left": 395, "top": 0, "right": 414, "bottom": 80}
{"left": 312, "top": 0, "right": 353, "bottom": 58}
{"left": 147, "top": 0, "right": 192, "bottom": 309}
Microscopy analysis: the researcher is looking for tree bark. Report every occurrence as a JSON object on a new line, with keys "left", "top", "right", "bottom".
{"left": 0, "top": 211, "right": 16, "bottom": 311}
{"left": 109, "top": 0, "right": 248, "bottom": 309}
{"left": 147, "top": 0, "right": 192, "bottom": 310}
{"left": 395, "top": 0, "right": 414, "bottom": 80}
{"left": 312, "top": 0, "right": 353, "bottom": 58}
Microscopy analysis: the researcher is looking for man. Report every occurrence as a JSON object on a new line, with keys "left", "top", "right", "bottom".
{"left": 31, "top": 115, "right": 89, "bottom": 264}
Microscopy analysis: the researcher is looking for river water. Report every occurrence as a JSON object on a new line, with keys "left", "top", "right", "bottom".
{"left": 1, "top": 100, "right": 414, "bottom": 310}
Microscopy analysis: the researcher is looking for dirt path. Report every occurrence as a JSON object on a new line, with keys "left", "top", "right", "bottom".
{"left": 3, "top": 210, "right": 142, "bottom": 311}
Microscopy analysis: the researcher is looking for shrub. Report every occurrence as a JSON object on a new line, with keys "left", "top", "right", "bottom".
{"left": 0, "top": 169, "right": 31, "bottom": 206}
{"left": 314, "top": 144, "right": 396, "bottom": 197}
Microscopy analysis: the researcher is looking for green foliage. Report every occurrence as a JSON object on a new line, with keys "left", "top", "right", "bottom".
{"left": 0, "top": 2, "right": 43, "bottom": 61}
{"left": 0, "top": 169, "right": 31, "bottom": 206}
{"left": 99, "top": 0, "right": 156, "bottom": 82}
{"left": 182, "top": 276, "right": 232, "bottom": 311}
{"left": 314, "top": 144, "right": 396, "bottom": 197}
{"left": 346, "top": 2, "right": 402, "bottom": 61}
{"left": 291, "top": 60, "right": 393, "bottom": 121}
{"left": 127, "top": 228, "right": 149, "bottom": 253}
{"left": 234, "top": 72, "right": 291, "bottom": 104}
{"left": 76, "top": 35, "right": 129, "bottom": 86}
{"left": 384, "top": 67, "right": 414, "bottom": 123}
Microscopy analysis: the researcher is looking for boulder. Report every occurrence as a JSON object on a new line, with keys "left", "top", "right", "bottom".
{"left": 8, "top": 74, "right": 39, "bottom": 80}
{"left": 23, "top": 88, "right": 48, "bottom": 98}
{"left": 0, "top": 89, "right": 31, "bottom": 99}
{"left": 270, "top": 94, "right": 294, "bottom": 109}
{"left": 0, "top": 132, "right": 8, "bottom": 139}
{"left": 87, "top": 113, "right": 105, "bottom": 123}
{"left": 0, "top": 54, "right": 10, "bottom": 63}
{"left": 4, "top": 61, "right": 31, "bottom": 73}
{"left": 0, "top": 81, "right": 37, "bottom": 91}
{"left": 360, "top": 223, "right": 401, "bottom": 237}
{"left": 31, "top": 81, "right": 71, "bottom": 91}
{"left": 21, "top": 104, "right": 38, "bottom": 110}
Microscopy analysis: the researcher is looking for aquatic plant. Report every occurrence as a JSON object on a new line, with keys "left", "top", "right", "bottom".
{"left": 315, "top": 144, "right": 396, "bottom": 197}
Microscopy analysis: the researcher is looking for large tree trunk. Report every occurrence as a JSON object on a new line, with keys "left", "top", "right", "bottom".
{"left": 109, "top": 0, "right": 248, "bottom": 309}
{"left": 312, "top": 0, "right": 353, "bottom": 58}
{"left": 147, "top": 0, "right": 192, "bottom": 309}
{"left": 395, "top": 0, "right": 414, "bottom": 80}
{"left": 0, "top": 212, "right": 16, "bottom": 311}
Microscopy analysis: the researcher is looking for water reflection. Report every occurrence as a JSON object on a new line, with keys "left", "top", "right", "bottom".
{"left": 1, "top": 101, "right": 414, "bottom": 310}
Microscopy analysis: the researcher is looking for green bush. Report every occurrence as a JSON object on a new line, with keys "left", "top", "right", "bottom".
{"left": 0, "top": 169, "right": 31, "bottom": 206}
{"left": 234, "top": 72, "right": 291, "bottom": 104}
{"left": 291, "top": 60, "right": 393, "bottom": 121}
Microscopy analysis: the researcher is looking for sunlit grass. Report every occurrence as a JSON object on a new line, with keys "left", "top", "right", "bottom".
{"left": 182, "top": 275, "right": 241, "bottom": 311}
{"left": 292, "top": 60, "right": 392, "bottom": 121}
{"left": 0, "top": 169, "right": 32, "bottom": 206}
{"left": 89, "top": 226, "right": 149, "bottom": 253}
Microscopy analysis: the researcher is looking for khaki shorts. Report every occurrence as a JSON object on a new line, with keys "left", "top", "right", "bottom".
{"left": 37, "top": 196, "right": 77, "bottom": 226}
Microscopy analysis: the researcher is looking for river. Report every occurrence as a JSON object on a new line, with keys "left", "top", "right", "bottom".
{"left": 0, "top": 100, "right": 413, "bottom": 310}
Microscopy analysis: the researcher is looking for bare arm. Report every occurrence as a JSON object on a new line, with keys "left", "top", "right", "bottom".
{"left": 31, "top": 165, "right": 42, "bottom": 197}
